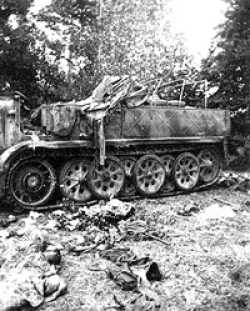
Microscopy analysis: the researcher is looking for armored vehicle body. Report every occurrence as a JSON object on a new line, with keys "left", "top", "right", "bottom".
{"left": 0, "top": 77, "right": 230, "bottom": 210}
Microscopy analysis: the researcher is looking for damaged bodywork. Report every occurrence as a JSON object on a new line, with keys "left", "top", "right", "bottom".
{"left": 0, "top": 76, "right": 231, "bottom": 210}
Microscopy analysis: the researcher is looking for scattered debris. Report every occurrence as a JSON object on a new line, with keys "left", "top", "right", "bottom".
{"left": 142, "top": 233, "right": 170, "bottom": 247}
{"left": 44, "top": 245, "right": 62, "bottom": 265}
{"left": 213, "top": 197, "right": 236, "bottom": 207}
{"left": 107, "top": 267, "right": 138, "bottom": 291}
{"left": 51, "top": 199, "right": 135, "bottom": 232}
{"left": 218, "top": 171, "right": 250, "bottom": 193}
{"left": 218, "top": 172, "right": 239, "bottom": 187}
{"left": 100, "top": 248, "right": 138, "bottom": 266}
{"left": 229, "top": 263, "right": 250, "bottom": 284}
{"left": 0, "top": 212, "right": 67, "bottom": 311}
{"left": 177, "top": 202, "right": 200, "bottom": 216}
{"left": 0, "top": 214, "right": 17, "bottom": 228}
{"left": 145, "top": 262, "right": 162, "bottom": 282}
{"left": 2, "top": 188, "right": 250, "bottom": 311}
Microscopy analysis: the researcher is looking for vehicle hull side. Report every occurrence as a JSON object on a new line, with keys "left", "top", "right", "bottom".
{"left": 105, "top": 106, "right": 230, "bottom": 140}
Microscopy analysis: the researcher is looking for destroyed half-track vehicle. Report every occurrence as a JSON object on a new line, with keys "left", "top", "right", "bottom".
{"left": 0, "top": 76, "right": 231, "bottom": 210}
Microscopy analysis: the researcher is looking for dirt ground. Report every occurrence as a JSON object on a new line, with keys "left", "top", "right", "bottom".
{"left": 2, "top": 169, "right": 250, "bottom": 311}
{"left": 24, "top": 184, "right": 250, "bottom": 311}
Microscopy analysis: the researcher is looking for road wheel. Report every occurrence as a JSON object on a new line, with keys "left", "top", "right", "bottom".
{"left": 133, "top": 155, "right": 166, "bottom": 197}
{"left": 174, "top": 152, "right": 200, "bottom": 191}
{"left": 59, "top": 158, "right": 92, "bottom": 202}
{"left": 87, "top": 156, "right": 125, "bottom": 199}
{"left": 198, "top": 149, "right": 220, "bottom": 183}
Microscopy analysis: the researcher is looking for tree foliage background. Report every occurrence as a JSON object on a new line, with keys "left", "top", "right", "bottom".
{"left": 0, "top": 0, "right": 40, "bottom": 99}
{"left": 37, "top": 0, "right": 195, "bottom": 101}
{"left": 201, "top": 0, "right": 250, "bottom": 112}
{"left": 98, "top": 0, "right": 190, "bottom": 80}
{"left": 1, "top": 0, "right": 249, "bottom": 119}
{"left": 0, "top": 0, "right": 195, "bottom": 106}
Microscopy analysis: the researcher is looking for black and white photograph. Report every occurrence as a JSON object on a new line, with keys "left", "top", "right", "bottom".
{"left": 0, "top": 0, "right": 249, "bottom": 310}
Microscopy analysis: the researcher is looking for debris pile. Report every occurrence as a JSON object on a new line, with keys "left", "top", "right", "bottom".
{"left": 176, "top": 201, "right": 200, "bottom": 216}
{"left": 0, "top": 214, "right": 17, "bottom": 228}
{"left": 2, "top": 189, "right": 250, "bottom": 310}
{"left": 49, "top": 199, "right": 166, "bottom": 310}
{"left": 218, "top": 171, "right": 250, "bottom": 192}
{"left": 0, "top": 212, "right": 67, "bottom": 311}
{"left": 48, "top": 199, "right": 171, "bottom": 256}
{"left": 50, "top": 199, "right": 135, "bottom": 232}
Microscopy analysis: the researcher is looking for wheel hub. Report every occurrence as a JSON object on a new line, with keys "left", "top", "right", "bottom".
{"left": 202, "top": 159, "right": 213, "bottom": 167}
{"left": 25, "top": 173, "right": 42, "bottom": 191}
{"left": 182, "top": 167, "right": 188, "bottom": 176}
{"left": 146, "top": 170, "right": 153, "bottom": 178}
{"left": 103, "top": 171, "right": 111, "bottom": 183}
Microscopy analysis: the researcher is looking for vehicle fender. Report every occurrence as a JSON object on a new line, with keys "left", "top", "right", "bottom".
{"left": 0, "top": 136, "right": 95, "bottom": 199}
{"left": 0, "top": 140, "right": 36, "bottom": 173}
{"left": 0, "top": 140, "right": 34, "bottom": 199}
{"left": 0, "top": 137, "right": 53, "bottom": 199}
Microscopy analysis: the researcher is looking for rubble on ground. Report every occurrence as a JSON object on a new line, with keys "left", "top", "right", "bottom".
{"left": 0, "top": 214, "right": 17, "bottom": 228}
{"left": 3, "top": 189, "right": 250, "bottom": 310}
{"left": 218, "top": 171, "right": 250, "bottom": 192}
{"left": 50, "top": 199, "right": 135, "bottom": 232}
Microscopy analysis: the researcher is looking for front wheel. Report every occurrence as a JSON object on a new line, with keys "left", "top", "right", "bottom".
{"left": 7, "top": 158, "right": 56, "bottom": 210}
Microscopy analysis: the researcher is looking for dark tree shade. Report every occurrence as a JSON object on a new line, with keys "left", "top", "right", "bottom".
{"left": 37, "top": 0, "right": 99, "bottom": 101}
{"left": 201, "top": 0, "right": 250, "bottom": 110}
{"left": 0, "top": 0, "right": 41, "bottom": 99}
